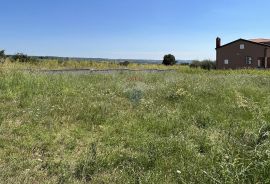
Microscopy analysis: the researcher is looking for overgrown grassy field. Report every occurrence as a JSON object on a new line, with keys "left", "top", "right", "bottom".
{"left": 0, "top": 66, "right": 270, "bottom": 183}
{"left": 0, "top": 59, "right": 180, "bottom": 70}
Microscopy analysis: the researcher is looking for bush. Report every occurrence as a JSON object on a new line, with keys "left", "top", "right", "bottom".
{"left": 200, "top": 60, "right": 216, "bottom": 70}
{"left": 190, "top": 60, "right": 216, "bottom": 70}
{"left": 190, "top": 60, "right": 201, "bottom": 68}
{"left": 119, "top": 61, "right": 130, "bottom": 67}
{"left": 0, "top": 50, "right": 6, "bottom": 63}
{"left": 163, "top": 54, "right": 177, "bottom": 66}
{"left": 179, "top": 62, "right": 190, "bottom": 66}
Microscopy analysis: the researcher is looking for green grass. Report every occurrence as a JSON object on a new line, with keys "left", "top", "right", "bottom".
{"left": 0, "top": 67, "right": 270, "bottom": 183}
{"left": 0, "top": 59, "right": 181, "bottom": 70}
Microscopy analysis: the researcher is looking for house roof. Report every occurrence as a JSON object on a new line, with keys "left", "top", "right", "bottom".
{"left": 249, "top": 38, "right": 270, "bottom": 44}
{"left": 216, "top": 38, "right": 270, "bottom": 50}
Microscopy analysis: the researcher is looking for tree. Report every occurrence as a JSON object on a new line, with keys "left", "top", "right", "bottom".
{"left": 0, "top": 50, "right": 6, "bottom": 63}
{"left": 11, "top": 53, "right": 38, "bottom": 63}
{"left": 163, "top": 54, "right": 176, "bottom": 65}
{"left": 12, "top": 53, "right": 28, "bottom": 62}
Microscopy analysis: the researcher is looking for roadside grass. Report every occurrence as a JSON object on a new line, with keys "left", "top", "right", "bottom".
{"left": 0, "top": 67, "right": 270, "bottom": 183}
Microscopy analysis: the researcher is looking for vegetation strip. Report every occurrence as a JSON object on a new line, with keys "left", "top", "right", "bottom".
{"left": 22, "top": 68, "right": 176, "bottom": 74}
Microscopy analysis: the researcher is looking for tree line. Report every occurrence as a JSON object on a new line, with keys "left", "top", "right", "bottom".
{"left": 0, "top": 50, "right": 38, "bottom": 63}
{"left": 162, "top": 54, "right": 216, "bottom": 70}
{"left": 0, "top": 50, "right": 216, "bottom": 70}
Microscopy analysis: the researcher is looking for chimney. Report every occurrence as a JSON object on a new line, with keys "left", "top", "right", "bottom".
{"left": 216, "top": 37, "right": 221, "bottom": 48}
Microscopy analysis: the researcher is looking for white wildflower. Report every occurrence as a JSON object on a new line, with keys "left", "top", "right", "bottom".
{"left": 235, "top": 91, "right": 249, "bottom": 108}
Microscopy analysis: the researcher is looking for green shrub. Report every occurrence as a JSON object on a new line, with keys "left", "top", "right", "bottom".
{"left": 190, "top": 60, "right": 201, "bottom": 68}
{"left": 200, "top": 60, "right": 216, "bottom": 70}
{"left": 190, "top": 60, "right": 216, "bottom": 70}
{"left": 179, "top": 62, "right": 190, "bottom": 66}
{"left": 163, "top": 54, "right": 177, "bottom": 66}
{"left": 119, "top": 61, "right": 130, "bottom": 67}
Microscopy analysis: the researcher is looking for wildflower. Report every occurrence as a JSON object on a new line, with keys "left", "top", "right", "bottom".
{"left": 176, "top": 88, "right": 188, "bottom": 97}
{"left": 175, "top": 88, "right": 192, "bottom": 99}
{"left": 176, "top": 170, "right": 181, "bottom": 174}
{"left": 235, "top": 91, "right": 249, "bottom": 108}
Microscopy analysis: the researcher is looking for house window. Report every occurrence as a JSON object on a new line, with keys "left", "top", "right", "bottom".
{"left": 240, "top": 44, "right": 245, "bottom": 49}
{"left": 224, "top": 59, "right": 229, "bottom": 65}
{"left": 246, "top": 56, "right": 252, "bottom": 65}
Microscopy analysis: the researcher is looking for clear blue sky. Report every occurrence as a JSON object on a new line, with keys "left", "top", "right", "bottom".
{"left": 0, "top": 0, "right": 269, "bottom": 60}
